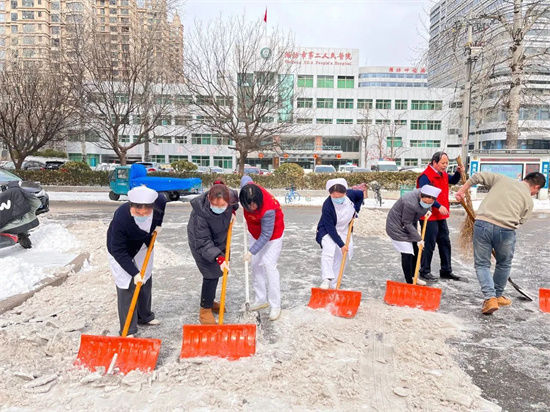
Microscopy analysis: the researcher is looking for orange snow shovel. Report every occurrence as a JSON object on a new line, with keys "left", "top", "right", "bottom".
{"left": 539, "top": 289, "right": 550, "bottom": 312}
{"left": 308, "top": 218, "right": 362, "bottom": 318}
{"left": 180, "top": 220, "right": 256, "bottom": 359}
{"left": 384, "top": 210, "right": 442, "bottom": 311}
{"left": 76, "top": 231, "right": 162, "bottom": 374}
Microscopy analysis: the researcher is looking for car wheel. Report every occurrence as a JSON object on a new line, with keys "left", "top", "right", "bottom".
{"left": 168, "top": 191, "right": 180, "bottom": 201}
{"left": 109, "top": 191, "right": 120, "bottom": 201}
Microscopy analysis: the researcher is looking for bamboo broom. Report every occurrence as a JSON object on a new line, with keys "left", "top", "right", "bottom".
{"left": 456, "top": 155, "right": 474, "bottom": 256}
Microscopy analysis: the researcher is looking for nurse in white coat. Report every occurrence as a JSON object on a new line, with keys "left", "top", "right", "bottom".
{"left": 315, "top": 178, "right": 365, "bottom": 289}
{"left": 106, "top": 185, "right": 166, "bottom": 336}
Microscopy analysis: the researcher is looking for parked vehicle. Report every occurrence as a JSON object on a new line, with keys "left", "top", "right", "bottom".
{"left": 0, "top": 168, "right": 49, "bottom": 214}
{"left": 22, "top": 160, "right": 45, "bottom": 170}
{"left": 338, "top": 164, "right": 358, "bottom": 173}
{"left": 208, "top": 166, "right": 225, "bottom": 174}
{"left": 260, "top": 168, "right": 272, "bottom": 175}
{"left": 313, "top": 165, "right": 336, "bottom": 173}
{"left": 350, "top": 167, "right": 370, "bottom": 173}
{"left": 0, "top": 182, "right": 43, "bottom": 250}
{"left": 244, "top": 166, "right": 261, "bottom": 174}
{"left": 108, "top": 164, "right": 202, "bottom": 201}
{"left": 135, "top": 161, "right": 162, "bottom": 172}
{"left": 399, "top": 166, "right": 423, "bottom": 173}
{"left": 370, "top": 160, "right": 398, "bottom": 172}
{"left": 44, "top": 160, "right": 65, "bottom": 170}
{"left": 0, "top": 161, "right": 15, "bottom": 169}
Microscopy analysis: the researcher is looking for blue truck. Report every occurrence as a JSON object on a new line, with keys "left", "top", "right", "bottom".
{"left": 108, "top": 164, "right": 202, "bottom": 201}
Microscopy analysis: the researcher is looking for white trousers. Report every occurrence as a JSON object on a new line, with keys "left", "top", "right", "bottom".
{"left": 250, "top": 236, "right": 283, "bottom": 309}
{"left": 321, "top": 234, "right": 354, "bottom": 288}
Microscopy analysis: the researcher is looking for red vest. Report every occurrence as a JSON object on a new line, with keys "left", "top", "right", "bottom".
{"left": 244, "top": 184, "right": 285, "bottom": 240}
{"left": 416, "top": 166, "right": 450, "bottom": 221}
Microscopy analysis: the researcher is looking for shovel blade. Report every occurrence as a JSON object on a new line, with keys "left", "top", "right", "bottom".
{"left": 384, "top": 280, "right": 442, "bottom": 311}
{"left": 75, "top": 334, "right": 161, "bottom": 374}
{"left": 180, "top": 324, "right": 256, "bottom": 360}
{"left": 308, "top": 288, "right": 362, "bottom": 318}
{"left": 539, "top": 288, "right": 550, "bottom": 312}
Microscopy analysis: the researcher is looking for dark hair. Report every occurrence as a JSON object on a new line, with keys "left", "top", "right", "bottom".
{"left": 430, "top": 151, "right": 448, "bottom": 165}
{"left": 328, "top": 184, "right": 347, "bottom": 194}
{"left": 129, "top": 202, "right": 154, "bottom": 209}
{"left": 239, "top": 183, "right": 263, "bottom": 211}
{"left": 524, "top": 172, "right": 546, "bottom": 188}
{"left": 208, "top": 184, "right": 230, "bottom": 203}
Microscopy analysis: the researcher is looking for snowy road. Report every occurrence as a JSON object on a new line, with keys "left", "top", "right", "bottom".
{"left": 0, "top": 200, "right": 548, "bottom": 410}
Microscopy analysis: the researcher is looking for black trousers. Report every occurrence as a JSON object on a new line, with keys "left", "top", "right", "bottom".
{"left": 116, "top": 277, "right": 155, "bottom": 336}
{"left": 401, "top": 242, "right": 419, "bottom": 284}
{"left": 200, "top": 278, "right": 219, "bottom": 308}
{"left": 420, "top": 219, "right": 453, "bottom": 276}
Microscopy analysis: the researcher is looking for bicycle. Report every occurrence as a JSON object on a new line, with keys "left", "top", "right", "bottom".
{"left": 369, "top": 181, "right": 383, "bottom": 207}
{"left": 284, "top": 185, "right": 301, "bottom": 204}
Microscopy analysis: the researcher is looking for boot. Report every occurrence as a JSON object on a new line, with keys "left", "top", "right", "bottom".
{"left": 482, "top": 297, "right": 499, "bottom": 315}
{"left": 212, "top": 301, "right": 220, "bottom": 313}
{"left": 199, "top": 308, "right": 216, "bottom": 324}
{"left": 496, "top": 296, "right": 512, "bottom": 307}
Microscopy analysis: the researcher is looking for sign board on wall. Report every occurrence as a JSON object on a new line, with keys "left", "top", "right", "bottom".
{"left": 283, "top": 48, "right": 358, "bottom": 68}
{"left": 480, "top": 163, "right": 524, "bottom": 180}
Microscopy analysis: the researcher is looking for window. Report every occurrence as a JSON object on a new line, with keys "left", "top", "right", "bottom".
{"left": 357, "top": 99, "right": 373, "bottom": 109}
{"left": 337, "top": 76, "right": 354, "bottom": 88}
{"left": 404, "top": 158, "right": 418, "bottom": 166}
{"left": 119, "top": 135, "right": 130, "bottom": 143}
{"left": 449, "top": 101, "right": 462, "bottom": 108}
{"left": 191, "top": 155, "right": 210, "bottom": 166}
{"left": 317, "top": 75, "right": 334, "bottom": 88}
{"left": 51, "top": 1, "right": 59, "bottom": 9}
{"left": 297, "top": 75, "right": 313, "bottom": 88}
{"left": 11, "top": 25, "right": 18, "bottom": 33}
{"left": 174, "top": 116, "right": 191, "bottom": 125}
{"left": 155, "top": 136, "right": 172, "bottom": 144}
{"left": 316, "top": 98, "right": 333, "bottom": 109}
{"left": 410, "top": 120, "right": 442, "bottom": 130}
{"left": 174, "top": 136, "right": 186, "bottom": 144}
{"left": 10, "top": 0, "right": 17, "bottom": 8}
{"left": 336, "top": 99, "right": 354, "bottom": 109}
{"left": 51, "top": 14, "right": 59, "bottom": 22}
{"left": 394, "top": 119, "right": 407, "bottom": 126}
{"left": 375, "top": 99, "right": 391, "bottom": 109}
{"left": 386, "top": 137, "right": 403, "bottom": 148}
{"left": 356, "top": 118, "right": 372, "bottom": 124}
{"left": 23, "top": 23, "right": 35, "bottom": 32}
{"left": 410, "top": 140, "right": 441, "bottom": 148}
{"left": 213, "top": 156, "right": 232, "bottom": 169}
{"left": 168, "top": 155, "right": 188, "bottom": 163}
{"left": 296, "top": 118, "right": 313, "bottom": 124}
{"left": 216, "top": 96, "right": 231, "bottom": 106}
{"left": 150, "top": 155, "right": 165, "bottom": 163}
{"left": 395, "top": 100, "right": 408, "bottom": 110}
{"left": 411, "top": 100, "right": 442, "bottom": 110}
{"left": 191, "top": 134, "right": 213, "bottom": 145}
{"left": 316, "top": 118, "right": 333, "bottom": 124}
{"left": 375, "top": 119, "right": 391, "bottom": 125}
{"left": 447, "top": 128, "right": 459, "bottom": 135}
{"left": 22, "top": 36, "right": 34, "bottom": 45}
{"left": 11, "top": 12, "right": 17, "bottom": 21}
{"left": 22, "top": 0, "right": 33, "bottom": 6}
{"left": 51, "top": 26, "right": 60, "bottom": 35}
{"left": 336, "top": 119, "right": 353, "bottom": 124}
{"left": 22, "top": 49, "right": 35, "bottom": 58}
{"left": 297, "top": 98, "right": 313, "bottom": 108}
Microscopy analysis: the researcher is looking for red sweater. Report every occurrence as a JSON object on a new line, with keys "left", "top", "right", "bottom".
{"left": 416, "top": 166, "right": 450, "bottom": 221}
{"left": 244, "top": 184, "right": 285, "bottom": 240}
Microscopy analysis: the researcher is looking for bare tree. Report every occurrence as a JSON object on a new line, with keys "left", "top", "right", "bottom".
{"left": 0, "top": 63, "right": 78, "bottom": 169}
{"left": 367, "top": 110, "right": 408, "bottom": 162}
{"left": 63, "top": 3, "right": 183, "bottom": 165}
{"left": 434, "top": 0, "right": 550, "bottom": 149}
{"left": 354, "top": 106, "right": 374, "bottom": 168}
{"left": 183, "top": 15, "right": 303, "bottom": 174}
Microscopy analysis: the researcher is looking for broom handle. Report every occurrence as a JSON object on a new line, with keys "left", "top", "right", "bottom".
{"left": 460, "top": 200, "right": 497, "bottom": 259}
{"left": 336, "top": 218, "right": 355, "bottom": 290}
{"left": 413, "top": 210, "right": 432, "bottom": 285}
{"left": 243, "top": 220, "right": 250, "bottom": 309}
{"left": 218, "top": 220, "right": 234, "bottom": 325}
{"left": 457, "top": 155, "right": 467, "bottom": 184}
{"left": 121, "top": 230, "right": 158, "bottom": 338}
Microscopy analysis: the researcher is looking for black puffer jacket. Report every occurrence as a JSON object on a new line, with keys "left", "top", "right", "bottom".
{"left": 187, "top": 190, "right": 238, "bottom": 279}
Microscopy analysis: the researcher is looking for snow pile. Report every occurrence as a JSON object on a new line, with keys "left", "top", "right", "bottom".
{"left": 0, "top": 220, "right": 500, "bottom": 411}
{"left": 0, "top": 222, "right": 80, "bottom": 300}
{"left": 354, "top": 208, "right": 389, "bottom": 238}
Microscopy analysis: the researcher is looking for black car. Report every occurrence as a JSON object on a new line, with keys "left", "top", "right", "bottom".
{"left": 0, "top": 168, "right": 49, "bottom": 215}
{"left": 44, "top": 160, "right": 65, "bottom": 170}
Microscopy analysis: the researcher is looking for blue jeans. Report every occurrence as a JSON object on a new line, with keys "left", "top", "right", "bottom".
{"left": 473, "top": 220, "right": 516, "bottom": 299}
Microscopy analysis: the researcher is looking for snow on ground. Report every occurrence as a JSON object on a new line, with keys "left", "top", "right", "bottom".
{"left": 0, "top": 218, "right": 501, "bottom": 411}
{"left": 0, "top": 221, "right": 80, "bottom": 301}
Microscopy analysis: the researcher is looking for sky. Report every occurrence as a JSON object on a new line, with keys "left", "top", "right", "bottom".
{"left": 181, "top": 0, "right": 435, "bottom": 67}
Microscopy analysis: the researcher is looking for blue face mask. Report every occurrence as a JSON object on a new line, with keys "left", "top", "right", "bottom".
{"left": 134, "top": 215, "right": 149, "bottom": 224}
{"left": 419, "top": 200, "right": 432, "bottom": 209}
{"left": 210, "top": 205, "right": 227, "bottom": 214}
{"left": 332, "top": 197, "right": 345, "bottom": 205}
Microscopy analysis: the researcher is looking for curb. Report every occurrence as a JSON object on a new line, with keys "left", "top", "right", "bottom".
{"left": 0, "top": 252, "right": 90, "bottom": 315}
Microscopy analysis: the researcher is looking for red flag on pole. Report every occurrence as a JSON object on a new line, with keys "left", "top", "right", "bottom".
{"left": 264, "top": 7, "right": 267, "bottom": 23}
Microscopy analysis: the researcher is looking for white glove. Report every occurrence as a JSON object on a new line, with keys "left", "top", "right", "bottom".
{"left": 417, "top": 240, "right": 425, "bottom": 248}
{"left": 133, "top": 273, "right": 144, "bottom": 285}
{"left": 243, "top": 251, "right": 252, "bottom": 263}
{"left": 220, "top": 260, "right": 230, "bottom": 272}
{"left": 154, "top": 226, "right": 162, "bottom": 235}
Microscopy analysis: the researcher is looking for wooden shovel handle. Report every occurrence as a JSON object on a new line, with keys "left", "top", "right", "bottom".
{"left": 336, "top": 218, "right": 355, "bottom": 290}
{"left": 121, "top": 230, "right": 158, "bottom": 337}
{"left": 218, "top": 220, "right": 234, "bottom": 325}
{"left": 413, "top": 210, "right": 431, "bottom": 285}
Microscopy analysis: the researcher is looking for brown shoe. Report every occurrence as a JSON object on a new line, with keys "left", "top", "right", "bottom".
{"left": 482, "top": 297, "right": 499, "bottom": 315}
{"left": 212, "top": 301, "right": 220, "bottom": 313}
{"left": 496, "top": 296, "right": 512, "bottom": 307}
{"left": 199, "top": 308, "right": 216, "bottom": 324}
